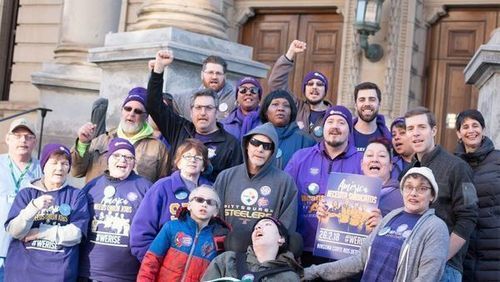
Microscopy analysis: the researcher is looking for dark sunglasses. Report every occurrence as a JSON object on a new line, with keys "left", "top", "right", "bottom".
{"left": 123, "top": 106, "right": 146, "bottom": 115}
{"left": 249, "top": 138, "right": 273, "bottom": 151}
{"left": 191, "top": 196, "right": 218, "bottom": 206}
{"left": 238, "top": 86, "right": 259, "bottom": 95}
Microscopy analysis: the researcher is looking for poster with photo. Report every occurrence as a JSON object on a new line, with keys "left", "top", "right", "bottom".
{"left": 313, "top": 172, "right": 382, "bottom": 260}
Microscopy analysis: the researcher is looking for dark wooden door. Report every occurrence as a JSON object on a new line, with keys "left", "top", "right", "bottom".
{"left": 240, "top": 9, "right": 343, "bottom": 103}
{"left": 425, "top": 9, "right": 500, "bottom": 152}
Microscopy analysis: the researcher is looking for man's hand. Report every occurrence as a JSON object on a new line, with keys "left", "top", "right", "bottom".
{"left": 32, "top": 194, "right": 54, "bottom": 210}
{"left": 77, "top": 122, "right": 96, "bottom": 144}
{"left": 285, "top": 40, "right": 307, "bottom": 61}
{"left": 365, "top": 209, "right": 382, "bottom": 234}
{"left": 154, "top": 50, "right": 174, "bottom": 73}
{"left": 23, "top": 228, "right": 39, "bottom": 242}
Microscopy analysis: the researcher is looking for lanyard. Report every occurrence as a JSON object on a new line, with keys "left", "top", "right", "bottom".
{"left": 8, "top": 157, "right": 32, "bottom": 194}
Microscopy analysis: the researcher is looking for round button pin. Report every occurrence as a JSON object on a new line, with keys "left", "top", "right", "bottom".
{"left": 59, "top": 204, "right": 71, "bottom": 216}
{"left": 218, "top": 103, "right": 228, "bottom": 112}
{"left": 307, "top": 183, "right": 320, "bottom": 195}
{"left": 313, "top": 125, "right": 323, "bottom": 137}
{"left": 104, "top": 185, "right": 116, "bottom": 198}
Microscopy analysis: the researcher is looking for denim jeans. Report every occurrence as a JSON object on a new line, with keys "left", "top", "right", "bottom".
{"left": 440, "top": 264, "right": 462, "bottom": 282}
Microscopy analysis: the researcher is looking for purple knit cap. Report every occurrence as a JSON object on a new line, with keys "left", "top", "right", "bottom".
{"left": 122, "top": 87, "right": 147, "bottom": 108}
{"left": 390, "top": 116, "right": 405, "bottom": 130}
{"left": 323, "top": 105, "right": 353, "bottom": 132}
{"left": 236, "top": 77, "right": 263, "bottom": 99}
{"left": 302, "top": 71, "right": 329, "bottom": 94}
{"left": 107, "top": 138, "right": 135, "bottom": 160}
{"left": 40, "top": 143, "right": 71, "bottom": 171}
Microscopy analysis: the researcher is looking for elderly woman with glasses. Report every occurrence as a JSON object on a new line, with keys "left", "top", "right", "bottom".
{"left": 214, "top": 122, "right": 298, "bottom": 235}
{"left": 78, "top": 138, "right": 152, "bottom": 281}
{"left": 304, "top": 167, "right": 449, "bottom": 281}
{"left": 4, "top": 144, "right": 89, "bottom": 282}
{"left": 130, "top": 138, "right": 212, "bottom": 261}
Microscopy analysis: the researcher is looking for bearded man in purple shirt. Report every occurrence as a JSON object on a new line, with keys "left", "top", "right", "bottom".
{"left": 285, "top": 105, "right": 363, "bottom": 266}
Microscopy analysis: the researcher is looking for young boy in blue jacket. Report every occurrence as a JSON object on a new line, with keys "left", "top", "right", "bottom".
{"left": 137, "top": 185, "right": 229, "bottom": 282}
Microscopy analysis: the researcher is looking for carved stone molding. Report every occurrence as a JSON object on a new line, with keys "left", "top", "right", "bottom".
{"left": 233, "top": 7, "right": 255, "bottom": 27}
{"left": 423, "top": 4, "right": 447, "bottom": 26}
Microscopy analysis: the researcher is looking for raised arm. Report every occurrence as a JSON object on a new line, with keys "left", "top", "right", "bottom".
{"left": 268, "top": 40, "right": 307, "bottom": 95}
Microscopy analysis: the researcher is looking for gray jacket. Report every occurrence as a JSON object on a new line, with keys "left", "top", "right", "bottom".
{"left": 172, "top": 82, "right": 235, "bottom": 121}
{"left": 304, "top": 208, "right": 449, "bottom": 282}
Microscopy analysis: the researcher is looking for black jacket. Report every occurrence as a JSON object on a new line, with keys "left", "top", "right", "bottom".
{"left": 146, "top": 71, "right": 243, "bottom": 182}
{"left": 412, "top": 145, "right": 478, "bottom": 273}
{"left": 455, "top": 137, "right": 500, "bottom": 281}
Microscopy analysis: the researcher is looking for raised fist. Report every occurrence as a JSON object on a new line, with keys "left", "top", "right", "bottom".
{"left": 153, "top": 49, "right": 174, "bottom": 73}
{"left": 285, "top": 40, "right": 307, "bottom": 60}
{"left": 77, "top": 122, "right": 96, "bottom": 144}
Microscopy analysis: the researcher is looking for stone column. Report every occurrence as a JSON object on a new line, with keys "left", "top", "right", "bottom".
{"left": 464, "top": 28, "right": 500, "bottom": 147}
{"left": 54, "top": 0, "right": 122, "bottom": 64}
{"left": 32, "top": 0, "right": 122, "bottom": 147}
{"left": 129, "top": 0, "right": 228, "bottom": 40}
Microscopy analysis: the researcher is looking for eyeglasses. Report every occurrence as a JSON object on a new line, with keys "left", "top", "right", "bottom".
{"left": 403, "top": 185, "right": 431, "bottom": 194}
{"left": 238, "top": 86, "right": 259, "bottom": 95}
{"left": 249, "top": 138, "right": 273, "bottom": 151}
{"left": 182, "top": 154, "right": 204, "bottom": 162}
{"left": 9, "top": 133, "right": 36, "bottom": 141}
{"left": 192, "top": 105, "right": 216, "bottom": 112}
{"left": 111, "top": 153, "right": 135, "bottom": 162}
{"left": 123, "top": 106, "right": 146, "bottom": 115}
{"left": 306, "top": 81, "right": 325, "bottom": 87}
{"left": 190, "top": 196, "right": 218, "bottom": 206}
{"left": 203, "top": 70, "right": 224, "bottom": 77}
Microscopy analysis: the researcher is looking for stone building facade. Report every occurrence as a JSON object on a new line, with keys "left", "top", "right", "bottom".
{"left": 0, "top": 0, "right": 499, "bottom": 153}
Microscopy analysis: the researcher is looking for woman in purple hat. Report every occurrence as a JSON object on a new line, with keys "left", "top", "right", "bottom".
{"left": 78, "top": 138, "right": 152, "bottom": 282}
{"left": 4, "top": 143, "right": 89, "bottom": 282}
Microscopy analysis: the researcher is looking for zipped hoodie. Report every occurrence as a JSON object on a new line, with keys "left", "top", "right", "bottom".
{"left": 214, "top": 122, "right": 299, "bottom": 234}
{"left": 304, "top": 208, "right": 449, "bottom": 281}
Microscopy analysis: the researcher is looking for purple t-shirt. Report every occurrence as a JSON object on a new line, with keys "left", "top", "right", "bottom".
{"left": 362, "top": 211, "right": 422, "bottom": 281}
{"left": 4, "top": 185, "right": 89, "bottom": 282}
{"left": 79, "top": 172, "right": 151, "bottom": 281}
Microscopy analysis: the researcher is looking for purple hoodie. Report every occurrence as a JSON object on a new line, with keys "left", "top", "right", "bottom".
{"left": 353, "top": 114, "right": 392, "bottom": 152}
{"left": 220, "top": 106, "right": 261, "bottom": 140}
{"left": 129, "top": 170, "right": 212, "bottom": 261}
{"left": 284, "top": 141, "right": 363, "bottom": 251}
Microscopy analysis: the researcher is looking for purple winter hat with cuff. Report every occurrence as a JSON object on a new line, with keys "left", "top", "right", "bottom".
{"left": 106, "top": 138, "right": 135, "bottom": 160}
{"left": 236, "top": 77, "right": 263, "bottom": 99}
{"left": 322, "top": 105, "right": 353, "bottom": 132}
{"left": 302, "top": 71, "right": 329, "bottom": 94}
{"left": 122, "top": 87, "right": 147, "bottom": 109}
{"left": 40, "top": 143, "right": 71, "bottom": 171}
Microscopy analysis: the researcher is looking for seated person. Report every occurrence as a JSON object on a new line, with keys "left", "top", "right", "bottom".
{"left": 202, "top": 217, "right": 302, "bottom": 281}
{"left": 136, "top": 185, "right": 229, "bottom": 282}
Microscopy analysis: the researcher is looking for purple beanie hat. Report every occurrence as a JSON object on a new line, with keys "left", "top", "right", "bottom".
{"left": 323, "top": 105, "right": 353, "bottom": 132}
{"left": 302, "top": 71, "right": 328, "bottom": 94}
{"left": 40, "top": 143, "right": 71, "bottom": 171}
{"left": 122, "top": 87, "right": 147, "bottom": 109}
{"left": 236, "top": 77, "right": 263, "bottom": 99}
{"left": 107, "top": 138, "right": 135, "bottom": 160}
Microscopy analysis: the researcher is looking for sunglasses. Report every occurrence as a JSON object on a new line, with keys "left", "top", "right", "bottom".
{"left": 249, "top": 138, "right": 273, "bottom": 151}
{"left": 238, "top": 86, "right": 259, "bottom": 95}
{"left": 123, "top": 106, "right": 146, "bottom": 115}
{"left": 191, "top": 196, "right": 218, "bottom": 206}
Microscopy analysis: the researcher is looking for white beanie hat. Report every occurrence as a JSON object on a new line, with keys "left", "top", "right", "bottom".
{"left": 400, "top": 167, "right": 439, "bottom": 202}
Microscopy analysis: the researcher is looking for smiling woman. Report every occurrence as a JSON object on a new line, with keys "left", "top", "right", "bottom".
{"left": 4, "top": 144, "right": 89, "bottom": 282}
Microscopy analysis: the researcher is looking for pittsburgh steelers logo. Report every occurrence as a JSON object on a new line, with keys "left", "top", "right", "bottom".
{"left": 240, "top": 188, "right": 259, "bottom": 206}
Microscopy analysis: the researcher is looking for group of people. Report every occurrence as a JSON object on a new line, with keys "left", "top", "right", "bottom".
{"left": 0, "top": 39, "right": 498, "bottom": 282}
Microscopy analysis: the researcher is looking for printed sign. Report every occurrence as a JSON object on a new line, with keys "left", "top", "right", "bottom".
{"left": 313, "top": 172, "right": 382, "bottom": 260}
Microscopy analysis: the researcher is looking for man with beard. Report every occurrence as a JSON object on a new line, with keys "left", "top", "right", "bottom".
{"left": 268, "top": 40, "right": 331, "bottom": 141}
{"left": 284, "top": 105, "right": 363, "bottom": 266}
{"left": 171, "top": 54, "right": 235, "bottom": 121}
{"left": 405, "top": 106, "right": 477, "bottom": 281}
{"left": 71, "top": 87, "right": 170, "bottom": 183}
{"left": 353, "top": 82, "right": 391, "bottom": 152}
{"left": 147, "top": 49, "right": 243, "bottom": 182}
